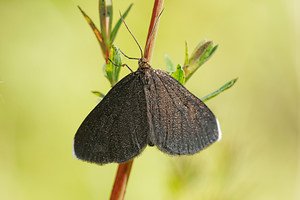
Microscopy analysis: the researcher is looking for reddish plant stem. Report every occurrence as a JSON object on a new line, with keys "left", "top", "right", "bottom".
{"left": 109, "top": 1, "right": 164, "bottom": 200}
{"left": 144, "top": 0, "right": 164, "bottom": 61}
{"left": 110, "top": 160, "right": 133, "bottom": 200}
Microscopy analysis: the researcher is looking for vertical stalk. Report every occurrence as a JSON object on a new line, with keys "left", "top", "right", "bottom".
{"left": 109, "top": 0, "right": 164, "bottom": 199}
{"left": 110, "top": 161, "right": 134, "bottom": 200}
{"left": 144, "top": 0, "right": 164, "bottom": 61}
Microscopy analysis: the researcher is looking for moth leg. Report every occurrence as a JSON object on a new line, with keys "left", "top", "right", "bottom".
{"left": 108, "top": 58, "right": 133, "bottom": 73}
{"left": 119, "top": 49, "right": 140, "bottom": 60}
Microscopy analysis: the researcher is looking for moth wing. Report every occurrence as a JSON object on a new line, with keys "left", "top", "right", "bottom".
{"left": 73, "top": 72, "right": 149, "bottom": 164}
{"left": 145, "top": 69, "right": 221, "bottom": 155}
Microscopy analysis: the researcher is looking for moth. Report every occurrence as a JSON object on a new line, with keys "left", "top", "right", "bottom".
{"left": 73, "top": 13, "right": 222, "bottom": 165}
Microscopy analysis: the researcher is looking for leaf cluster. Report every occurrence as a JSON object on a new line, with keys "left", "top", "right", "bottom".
{"left": 79, "top": 0, "right": 133, "bottom": 86}
{"left": 166, "top": 40, "right": 238, "bottom": 101}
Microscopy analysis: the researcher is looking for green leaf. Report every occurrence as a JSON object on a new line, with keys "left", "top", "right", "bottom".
{"left": 189, "top": 39, "right": 206, "bottom": 59}
{"left": 184, "top": 41, "right": 189, "bottom": 66}
{"left": 209, "top": 44, "right": 218, "bottom": 57}
{"left": 172, "top": 64, "right": 185, "bottom": 85}
{"left": 91, "top": 91, "right": 106, "bottom": 98}
{"left": 91, "top": 91, "right": 106, "bottom": 103}
{"left": 99, "top": 0, "right": 113, "bottom": 46}
{"left": 110, "top": 3, "right": 133, "bottom": 45}
{"left": 102, "top": 63, "right": 108, "bottom": 78}
{"left": 92, "top": 91, "right": 106, "bottom": 102}
{"left": 165, "top": 55, "right": 176, "bottom": 72}
{"left": 78, "top": 6, "right": 107, "bottom": 59}
{"left": 201, "top": 77, "right": 238, "bottom": 102}
{"left": 185, "top": 41, "right": 216, "bottom": 82}
{"left": 105, "top": 45, "right": 122, "bottom": 86}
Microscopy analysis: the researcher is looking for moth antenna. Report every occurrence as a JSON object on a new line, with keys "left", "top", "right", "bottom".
{"left": 119, "top": 11, "right": 143, "bottom": 58}
{"left": 145, "top": 9, "right": 164, "bottom": 55}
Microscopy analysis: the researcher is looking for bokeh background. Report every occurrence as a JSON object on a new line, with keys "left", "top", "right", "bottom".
{"left": 0, "top": 0, "right": 299, "bottom": 199}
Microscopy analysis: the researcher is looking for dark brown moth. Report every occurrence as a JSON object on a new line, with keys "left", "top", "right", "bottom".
{"left": 73, "top": 13, "right": 222, "bottom": 165}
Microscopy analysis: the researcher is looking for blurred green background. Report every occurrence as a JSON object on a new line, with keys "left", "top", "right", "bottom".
{"left": 0, "top": 0, "right": 299, "bottom": 199}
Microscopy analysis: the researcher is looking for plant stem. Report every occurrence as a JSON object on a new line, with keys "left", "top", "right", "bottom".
{"left": 109, "top": 0, "right": 164, "bottom": 199}
{"left": 110, "top": 160, "right": 134, "bottom": 200}
{"left": 144, "top": 0, "right": 164, "bottom": 61}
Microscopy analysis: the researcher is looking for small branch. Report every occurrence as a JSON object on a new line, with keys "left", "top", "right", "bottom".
{"left": 144, "top": 0, "right": 164, "bottom": 61}
{"left": 110, "top": 160, "right": 134, "bottom": 200}
{"left": 109, "top": 1, "right": 164, "bottom": 200}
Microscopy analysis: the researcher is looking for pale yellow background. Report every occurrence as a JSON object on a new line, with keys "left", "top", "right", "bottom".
{"left": 0, "top": 0, "right": 299, "bottom": 199}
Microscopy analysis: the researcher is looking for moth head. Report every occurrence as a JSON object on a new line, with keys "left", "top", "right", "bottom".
{"left": 138, "top": 58, "right": 151, "bottom": 69}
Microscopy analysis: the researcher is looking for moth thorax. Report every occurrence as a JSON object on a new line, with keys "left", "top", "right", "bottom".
{"left": 138, "top": 58, "right": 151, "bottom": 70}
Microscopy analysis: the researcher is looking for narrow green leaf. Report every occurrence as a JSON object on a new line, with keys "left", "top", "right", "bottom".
{"left": 110, "top": 3, "right": 133, "bottom": 45}
{"left": 99, "top": 0, "right": 105, "bottom": 32}
{"left": 164, "top": 55, "right": 176, "bottom": 72}
{"left": 209, "top": 45, "right": 218, "bottom": 57}
{"left": 105, "top": 45, "right": 122, "bottom": 86}
{"left": 103, "top": 63, "right": 108, "bottom": 78}
{"left": 172, "top": 64, "right": 185, "bottom": 85}
{"left": 107, "top": 1, "right": 113, "bottom": 35}
{"left": 99, "top": 0, "right": 113, "bottom": 46}
{"left": 189, "top": 39, "right": 206, "bottom": 59}
{"left": 184, "top": 41, "right": 189, "bottom": 66}
{"left": 189, "top": 41, "right": 213, "bottom": 66}
{"left": 185, "top": 41, "right": 217, "bottom": 82}
{"left": 91, "top": 91, "right": 106, "bottom": 103}
{"left": 91, "top": 91, "right": 106, "bottom": 98}
{"left": 78, "top": 6, "right": 107, "bottom": 59}
{"left": 201, "top": 77, "right": 238, "bottom": 102}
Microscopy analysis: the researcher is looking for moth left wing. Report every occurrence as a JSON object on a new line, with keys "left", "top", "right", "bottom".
{"left": 145, "top": 69, "right": 221, "bottom": 155}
